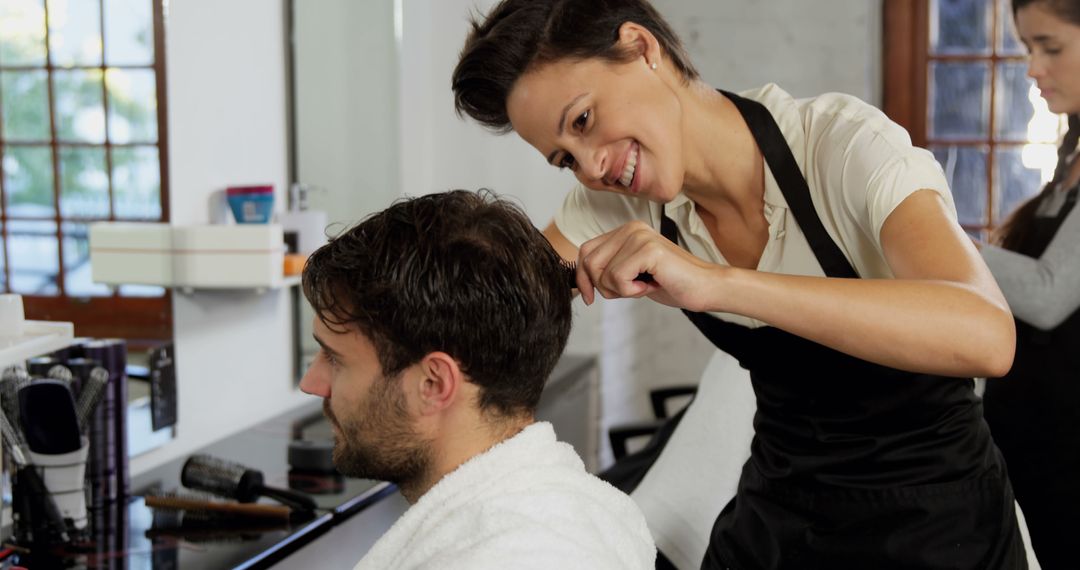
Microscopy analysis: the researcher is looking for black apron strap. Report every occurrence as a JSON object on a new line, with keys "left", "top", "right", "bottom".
{"left": 659, "top": 211, "right": 679, "bottom": 244}
{"left": 720, "top": 90, "right": 859, "bottom": 280}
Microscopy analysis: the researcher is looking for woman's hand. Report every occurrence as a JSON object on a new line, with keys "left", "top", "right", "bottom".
{"left": 575, "top": 220, "right": 725, "bottom": 311}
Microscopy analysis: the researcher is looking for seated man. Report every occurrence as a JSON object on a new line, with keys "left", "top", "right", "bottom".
{"left": 299, "top": 190, "right": 656, "bottom": 569}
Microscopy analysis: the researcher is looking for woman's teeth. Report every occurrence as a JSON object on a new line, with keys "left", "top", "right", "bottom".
{"left": 619, "top": 146, "right": 638, "bottom": 187}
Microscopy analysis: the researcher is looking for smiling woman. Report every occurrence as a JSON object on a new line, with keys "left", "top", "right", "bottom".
{"left": 506, "top": 50, "right": 688, "bottom": 204}
{"left": 453, "top": 0, "right": 1027, "bottom": 567}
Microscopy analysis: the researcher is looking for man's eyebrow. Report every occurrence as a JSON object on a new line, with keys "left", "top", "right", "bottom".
{"left": 312, "top": 333, "right": 342, "bottom": 359}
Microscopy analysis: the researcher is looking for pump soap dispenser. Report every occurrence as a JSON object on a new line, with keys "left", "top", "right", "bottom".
{"left": 279, "top": 183, "right": 328, "bottom": 255}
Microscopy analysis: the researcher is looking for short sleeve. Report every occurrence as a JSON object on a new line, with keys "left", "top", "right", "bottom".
{"left": 808, "top": 95, "right": 957, "bottom": 254}
{"left": 553, "top": 184, "right": 655, "bottom": 248}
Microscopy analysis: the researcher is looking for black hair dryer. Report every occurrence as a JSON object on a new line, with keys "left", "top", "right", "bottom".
{"left": 181, "top": 454, "right": 318, "bottom": 512}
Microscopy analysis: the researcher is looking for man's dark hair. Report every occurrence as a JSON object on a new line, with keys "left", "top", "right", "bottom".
{"left": 452, "top": 0, "right": 699, "bottom": 133}
{"left": 303, "top": 190, "right": 573, "bottom": 418}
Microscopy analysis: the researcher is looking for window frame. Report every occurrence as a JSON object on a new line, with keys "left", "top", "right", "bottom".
{"left": 883, "top": 0, "right": 1035, "bottom": 237}
{"left": 0, "top": 0, "right": 172, "bottom": 343}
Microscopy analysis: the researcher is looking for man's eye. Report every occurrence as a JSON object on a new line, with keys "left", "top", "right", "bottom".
{"left": 558, "top": 154, "right": 576, "bottom": 169}
{"left": 573, "top": 110, "right": 589, "bottom": 131}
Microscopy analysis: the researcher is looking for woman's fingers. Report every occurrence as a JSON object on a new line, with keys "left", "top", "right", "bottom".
{"left": 574, "top": 259, "right": 596, "bottom": 305}
{"left": 599, "top": 231, "right": 661, "bottom": 298}
{"left": 577, "top": 222, "right": 672, "bottom": 304}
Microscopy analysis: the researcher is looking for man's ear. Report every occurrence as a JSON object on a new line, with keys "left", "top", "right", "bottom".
{"left": 617, "top": 21, "right": 662, "bottom": 68}
{"left": 414, "top": 352, "right": 464, "bottom": 415}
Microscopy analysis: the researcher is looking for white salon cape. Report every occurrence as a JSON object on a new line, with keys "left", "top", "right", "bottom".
{"left": 354, "top": 421, "right": 656, "bottom": 570}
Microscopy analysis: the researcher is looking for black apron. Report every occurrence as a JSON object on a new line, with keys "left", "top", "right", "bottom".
{"left": 668, "top": 92, "right": 1027, "bottom": 569}
{"left": 983, "top": 184, "right": 1080, "bottom": 570}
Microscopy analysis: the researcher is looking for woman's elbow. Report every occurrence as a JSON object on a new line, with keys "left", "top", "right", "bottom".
{"left": 980, "top": 345, "right": 1015, "bottom": 378}
{"left": 970, "top": 312, "right": 1016, "bottom": 378}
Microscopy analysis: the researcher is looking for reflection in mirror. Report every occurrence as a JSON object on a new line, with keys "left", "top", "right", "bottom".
{"left": 288, "top": 0, "right": 401, "bottom": 377}
{"left": 0, "top": 0, "right": 174, "bottom": 455}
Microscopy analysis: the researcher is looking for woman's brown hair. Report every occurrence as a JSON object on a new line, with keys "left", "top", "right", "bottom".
{"left": 452, "top": 0, "right": 699, "bottom": 133}
{"left": 995, "top": 0, "right": 1080, "bottom": 250}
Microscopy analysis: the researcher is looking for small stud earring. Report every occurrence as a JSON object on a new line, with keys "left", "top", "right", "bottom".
{"left": 650, "top": 62, "right": 658, "bottom": 70}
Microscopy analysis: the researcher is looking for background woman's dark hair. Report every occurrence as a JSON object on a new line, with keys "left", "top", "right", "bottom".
{"left": 302, "top": 190, "right": 573, "bottom": 418}
{"left": 452, "top": 0, "right": 699, "bottom": 133}
{"left": 995, "top": 0, "right": 1080, "bottom": 250}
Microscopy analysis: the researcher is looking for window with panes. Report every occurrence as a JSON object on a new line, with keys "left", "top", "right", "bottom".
{"left": 883, "top": 0, "right": 1067, "bottom": 240}
{"left": 0, "top": 0, "right": 171, "bottom": 341}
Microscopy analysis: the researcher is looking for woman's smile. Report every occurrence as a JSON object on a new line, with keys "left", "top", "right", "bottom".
{"left": 617, "top": 142, "right": 640, "bottom": 191}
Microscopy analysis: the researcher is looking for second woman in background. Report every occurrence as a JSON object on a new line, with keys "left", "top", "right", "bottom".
{"left": 980, "top": 1, "right": 1080, "bottom": 568}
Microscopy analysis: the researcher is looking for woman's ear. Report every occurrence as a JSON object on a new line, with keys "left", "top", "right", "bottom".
{"left": 617, "top": 21, "right": 662, "bottom": 68}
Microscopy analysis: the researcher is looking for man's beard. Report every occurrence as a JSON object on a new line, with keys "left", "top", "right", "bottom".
{"left": 323, "top": 377, "right": 432, "bottom": 487}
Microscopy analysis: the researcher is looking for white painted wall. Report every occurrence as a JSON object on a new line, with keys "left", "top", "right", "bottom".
{"left": 398, "top": 0, "right": 573, "bottom": 223}
{"left": 655, "top": 0, "right": 882, "bottom": 103}
{"left": 131, "top": 0, "right": 309, "bottom": 475}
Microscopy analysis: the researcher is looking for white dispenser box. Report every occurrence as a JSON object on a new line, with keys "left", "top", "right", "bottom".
{"left": 89, "top": 223, "right": 286, "bottom": 290}
{"left": 89, "top": 223, "right": 174, "bottom": 286}
{"left": 173, "top": 225, "right": 285, "bottom": 288}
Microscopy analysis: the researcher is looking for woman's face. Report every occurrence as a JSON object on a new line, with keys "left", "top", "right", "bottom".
{"left": 1016, "top": 2, "right": 1080, "bottom": 114}
{"left": 506, "top": 55, "right": 685, "bottom": 203}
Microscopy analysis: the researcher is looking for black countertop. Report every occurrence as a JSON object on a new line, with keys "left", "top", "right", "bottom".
{"left": 17, "top": 401, "right": 394, "bottom": 570}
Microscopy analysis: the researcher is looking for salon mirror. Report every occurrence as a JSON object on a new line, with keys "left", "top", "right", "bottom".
{"left": 287, "top": 0, "right": 402, "bottom": 373}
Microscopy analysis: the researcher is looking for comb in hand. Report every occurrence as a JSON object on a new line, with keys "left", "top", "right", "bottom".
{"left": 562, "top": 260, "right": 655, "bottom": 289}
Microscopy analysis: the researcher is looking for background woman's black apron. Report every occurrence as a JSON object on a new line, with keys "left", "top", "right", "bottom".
{"left": 670, "top": 92, "right": 1027, "bottom": 569}
{"left": 983, "top": 184, "right": 1080, "bottom": 570}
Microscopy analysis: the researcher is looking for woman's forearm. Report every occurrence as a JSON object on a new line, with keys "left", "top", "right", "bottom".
{"left": 712, "top": 267, "right": 1015, "bottom": 378}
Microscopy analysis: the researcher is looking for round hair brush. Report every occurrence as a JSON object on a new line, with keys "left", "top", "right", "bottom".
{"left": 181, "top": 454, "right": 318, "bottom": 512}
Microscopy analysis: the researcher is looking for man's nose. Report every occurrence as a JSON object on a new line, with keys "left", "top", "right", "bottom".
{"left": 299, "top": 365, "right": 329, "bottom": 397}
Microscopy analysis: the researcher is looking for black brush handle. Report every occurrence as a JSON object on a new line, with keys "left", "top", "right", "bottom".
{"left": 256, "top": 485, "right": 317, "bottom": 512}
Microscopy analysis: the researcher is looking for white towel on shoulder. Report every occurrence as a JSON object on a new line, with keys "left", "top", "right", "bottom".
{"left": 355, "top": 421, "right": 656, "bottom": 570}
